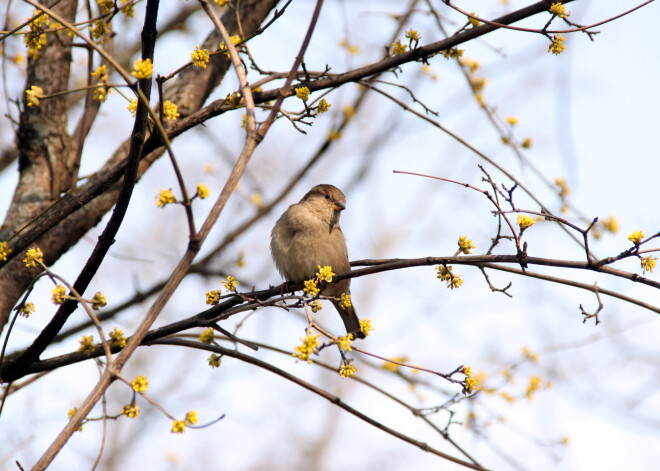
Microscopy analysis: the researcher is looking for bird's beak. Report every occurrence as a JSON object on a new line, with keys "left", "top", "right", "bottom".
{"left": 333, "top": 201, "right": 346, "bottom": 211}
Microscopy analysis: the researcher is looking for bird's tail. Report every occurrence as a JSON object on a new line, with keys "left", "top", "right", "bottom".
{"left": 332, "top": 301, "right": 366, "bottom": 339}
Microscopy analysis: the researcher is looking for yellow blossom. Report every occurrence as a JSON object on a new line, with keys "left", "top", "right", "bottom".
{"left": 641, "top": 256, "right": 656, "bottom": 273}
{"left": 91, "top": 292, "right": 107, "bottom": 310}
{"left": 250, "top": 192, "right": 264, "bottom": 208}
{"left": 303, "top": 279, "right": 320, "bottom": 296}
{"left": 404, "top": 28, "right": 421, "bottom": 43}
{"left": 554, "top": 177, "right": 570, "bottom": 197}
{"left": 468, "top": 12, "right": 481, "bottom": 27}
{"left": 328, "top": 129, "right": 342, "bottom": 141}
{"left": 561, "top": 436, "right": 571, "bottom": 445}
{"left": 390, "top": 40, "right": 407, "bottom": 55}
{"left": 91, "top": 65, "right": 109, "bottom": 80}
{"left": 194, "top": 183, "right": 210, "bottom": 199}
{"left": 457, "top": 235, "right": 476, "bottom": 254}
{"left": 109, "top": 327, "right": 127, "bottom": 348}
{"left": 214, "top": 0, "right": 230, "bottom": 5}
{"left": 205, "top": 290, "right": 222, "bottom": 305}
{"left": 339, "top": 363, "right": 356, "bottom": 378}
{"left": 219, "top": 35, "right": 241, "bottom": 55}
{"left": 310, "top": 299, "right": 323, "bottom": 313}
{"left": 517, "top": 214, "right": 536, "bottom": 230}
{"left": 77, "top": 335, "right": 95, "bottom": 354}
{"left": 522, "top": 345, "right": 539, "bottom": 363}
{"left": 549, "top": 2, "right": 569, "bottom": 18}
{"left": 13, "top": 54, "right": 25, "bottom": 65}
{"left": 52, "top": 284, "right": 67, "bottom": 304}
{"left": 123, "top": 404, "right": 140, "bottom": 418}
{"left": 601, "top": 215, "right": 619, "bottom": 233}
{"left": 460, "top": 57, "right": 480, "bottom": 73}
{"left": 25, "top": 86, "right": 44, "bottom": 107}
{"left": 131, "top": 375, "right": 149, "bottom": 393}
{"left": 548, "top": 34, "right": 566, "bottom": 55}
{"left": 627, "top": 230, "right": 645, "bottom": 245}
{"left": 127, "top": 98, "right": 138, "bottom": 117}
{"left": 448, "top": 274, "right": 464, "bottom": 289}
{"left": 19, "top": 302, "right": 36, "bottom": 318}
{"left": 359, "top": 318, "right": 374, "bottom": 336}
{"left": 471, "top": 76, "right": 488, "bottom": 92}
{"left": 93, "top": 86, "right": 108, "bottom": 102}
{"left": 208, "top": 353, "right": 222, "bottom": 367}
{"left": 163, "top": 100, "right": 180, "bottom": 120}
{"left": 338, "top": 293, "right": 352, "bottom": 310}
{"left": 131, "top": 58, "right": 153, "bottom": 80}
{"left": 521, "top": 137, "right": 533, "bottom": 149}
{"left": 120, "top": 0, "right": 135, "bottom": 17}
{"left": 185, "top": 410, "right": 198, "bottom": 425}
{"left": 525, "top": 375, "right": 542, "bottom": 400}
{"left": 292, "top": 333, "right": 319, "bottom": 362}
{"left": 295, "top": 86, "right": 310, "bottom": 102}
{"left": 97, "top": 0, "right": 114, "bottom": 13}
{"left": 382, "top": 356, "right": 408, "bottom": 373}
{"left": 317, "top": 98, "right": 331, "bottom": 113}
{"left": 463, "top": 366, "right": 473, "bottom": 377}
{"left": 335, "top": 334, "right": 353, "bottom": 351}
{"left": 25, "top": 30, "right": 47, "bottom": 59}
{"left": 343, "top": 105, "right": 355, "bottom": 120}
{"left": 222, "top": 275, "right": 239, "bottom": 292}
{"left": 67, "top": 407, "right": 78, "bottom": 419}
{"left": 156, "top": 189, "right": 176, "bottom": 207}
{"left": 171, "top": 420, "right": 186, "bottom": 433}
{"left": 191, "top": 46, "right": 210, "bottom": 68}
{"left": 90, "top": 20, "right": 110, "bottom": 43}
{"left": 435, "top": 265, "right": 463, "bottom": 289}
{"left": 506, "top": 115, "right": 519, "bottom": 126}
{"left": 0, "top": 241, "right": 12, "bottom": 261}
{"left": 199, "top": 327, "right": 215, "bottom": 344}
{"left": 500, "top": 391, "right": 516, "bottom": 403}
{"left": 442, "top": 48, "right": 464, "bottom": 59}
{"left": 316, "top": 265, "right": 335, "bottom": 283}
{"left": 463, "top": 377, "right": 477, "bottom": 393}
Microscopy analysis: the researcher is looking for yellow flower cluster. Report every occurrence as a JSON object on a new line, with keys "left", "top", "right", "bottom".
{"left": 208, "top": 354, "right": 222, "bottom": 367}
{"left": 390, "top": 40, "right": 407, "bottom": 55}
{"left": 131, "top": 58, "right": 153, "bottom": 80}
{"left": 457, "top": 235, "right": 476, "bottom": 255}
{"left": 185, "top": 410, "right": 198, "bottom": 425}
{"left": 627, "top": 230, "right": 644, "bottom": 245}
{"left": 90, "top": 20, "right": 110, "bottom": 43}
{"left": 548, "top": 34, "right": 566, "bottom": 55}
{"left": 303, "top": 279, "right": 320, "bottom": 296}
{"left": 549, "top": 2, "right": 570, "bottom": 18}
{"left": 91, "top": 292, "right": 107, "bottom": 310}
{"left": 359, "top": 318, "right": 374, "bottom": 336}
{"left": 196, "top": 183, "right": 210, "bottom": 199}
{"left": 292, "top": 333, "right": 319, "bottom": 362}
{"left": 163, "top": 100, "right": 180, "bottom": 120}
{"left": 295, "top": 86, "right": 310, "bottom": 102}
{"left": 206, "top": 290, "right": 222, "bottom": 305}
{"left": 0, "top": 241, "right": 11, "bottom": 261}
{"left": 310, "top": 299, "right": 323, "bottom": 312}
{"left": 404, "top": 28, "right": 421, "bottom": 44}
{"left": 199, "top": 327, "right": 215, "bottom": 344}
{"left": 77, "top": 335, "right": 95, "bottom": 354}
{"left": 554, "top": 177, "right": 571, "bottom": 197}
{"left": 338, "top": 293, "right": 352, "bottom": 310}
{"left": 222, "top": 275, "right": 239, "bottom": 292}
{"left": 468, "top": 12, "right": 481, "bottom": 27}
{"left": 516, "top": 214, "right": 536, "bottom": 230}
{"left": 127, "top": 98, "right": 138, "bottom": 117}
{"left": 19, "top": 303, "right": 36, "bottom": 317}
{"left": 641, "top": 256, "right": 656, "bottom": 273}
{"left": 24, "top": 10, "right": 49, "bottom": 59}
{"left": 25, "top": 85, "right": 44, "bottom": 107}
{"left": 317, "top": 99, "right": 331, "bottom": 113}
{"left": 316, "top": 265, "right": 335, "bottom": 282}
{"left": 171, "top": 420, "right": 186, "bottom": 433}
{"left": 123, "top": 404, "right": 140, "bottom": 418}
{"left": 191, "top": 46, "right": 210, "bottom": 68}
{"left": 109, "top": 327, "right": 127, "bottom": 348}
{"left": 436, "top": 265, "right": 464, "bottom": 289}
{"left": 52, "top": 284, "right": 67, "bottom": 304}
{"left": 156, "top": 189, "right": 176, "bottom": 207}
{"left": 382, "top": 356, "right": 408, "bottom": 373}
{"left": 131, "top": 375, "right": 149, "bottom": 393}
{"left": 339, "top": 363, "right": 356, "bottom": 378}
{"left": 334, "top": 334, "right": 353, "bottom": 352}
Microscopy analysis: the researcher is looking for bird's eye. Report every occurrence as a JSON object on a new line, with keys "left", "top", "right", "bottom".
{"left": 324, "top": 194, "right": 331, "bottom": 200}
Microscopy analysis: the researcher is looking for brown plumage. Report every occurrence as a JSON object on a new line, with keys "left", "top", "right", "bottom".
{"left": 270, "top": 184, "right": 365, "bottom": 339}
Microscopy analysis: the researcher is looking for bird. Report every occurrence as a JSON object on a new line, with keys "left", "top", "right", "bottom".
{"left": 271, "top": 184, "right": 365, "bottom": 339}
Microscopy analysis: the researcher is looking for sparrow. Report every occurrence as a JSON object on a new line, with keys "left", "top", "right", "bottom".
{"left": 270, "top": 184, "right": 365, "bottom": 339}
